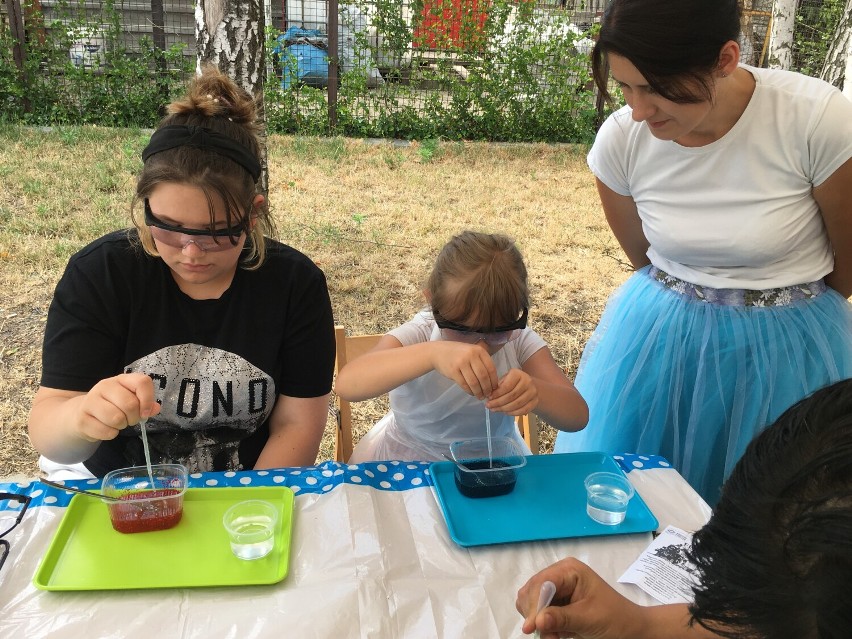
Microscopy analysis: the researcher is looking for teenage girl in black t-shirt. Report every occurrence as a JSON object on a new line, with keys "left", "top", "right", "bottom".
{"left": 29, "top": 66, "right": 335, "bottom": 477}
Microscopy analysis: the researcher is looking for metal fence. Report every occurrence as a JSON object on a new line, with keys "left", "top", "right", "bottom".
{"left": 0, "top": 0, "right": 844, "bottom": 139}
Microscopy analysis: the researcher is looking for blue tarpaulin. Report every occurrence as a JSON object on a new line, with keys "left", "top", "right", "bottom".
{"left": 273, "top": 27, "right": 329, "bottom": 89}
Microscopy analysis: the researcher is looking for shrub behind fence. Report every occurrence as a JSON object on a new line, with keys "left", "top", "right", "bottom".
{"left": 0, "top": 0, "right": 843, "bottom": 141}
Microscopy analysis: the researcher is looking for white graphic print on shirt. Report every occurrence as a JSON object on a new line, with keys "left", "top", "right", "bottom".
{"left": 123, "top": 343, "right": 275, "bottom": 471}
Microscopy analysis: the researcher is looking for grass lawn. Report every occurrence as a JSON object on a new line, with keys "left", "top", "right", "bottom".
{"left": 0, "top": 126, "right": 631, "bottom": 478}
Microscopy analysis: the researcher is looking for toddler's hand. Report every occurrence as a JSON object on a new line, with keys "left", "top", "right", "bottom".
{"left": 486, "top": 368, "right": 538, "bottom": 415}
{"left": 431, "top": 341, "right": 499, "bottom": 400}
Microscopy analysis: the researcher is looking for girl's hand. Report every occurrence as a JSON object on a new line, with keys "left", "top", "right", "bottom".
{"left": 487, "top": 368, "right": 538, "bottom": 415}
{"left": 75, "top": 373, "right": 160, "bottom": 442}
{"left": 430, "top": 341, "right": 499, "bottom": 400}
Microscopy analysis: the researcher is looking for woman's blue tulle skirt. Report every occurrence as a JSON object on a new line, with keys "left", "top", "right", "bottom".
{"left": 554, "top": 266, "right": 852, "bottom": 505}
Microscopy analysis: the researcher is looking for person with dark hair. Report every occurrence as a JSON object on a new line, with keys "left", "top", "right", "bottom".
{"left": 335, "top": 230, "right": 588, "bottom": 462}
{"left": 553, "top": 0, "right": 852, "bottom": 504}
{"left": 517, "top": 377, "right": 852, "bottom": 639}
{"left": 28, "top": 65, "right": 335, "bottom": 478}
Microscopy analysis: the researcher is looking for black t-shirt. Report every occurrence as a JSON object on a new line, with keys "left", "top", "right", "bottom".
{"left": 41, "top": 230, "right": 335, "bottom": 476}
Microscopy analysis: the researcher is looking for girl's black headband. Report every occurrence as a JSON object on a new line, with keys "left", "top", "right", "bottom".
{"left": 141, "top": 124, "right": 261, "bottom": 181}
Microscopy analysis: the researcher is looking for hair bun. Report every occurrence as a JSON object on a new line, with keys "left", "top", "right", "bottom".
{"left": 167, "top": 64, "right": 257, "bottom": 126}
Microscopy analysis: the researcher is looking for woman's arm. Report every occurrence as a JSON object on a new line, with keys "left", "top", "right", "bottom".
{"left": 596, "top": 178, "right": 651, "bottom": 270}
{"left": 334, "top": 335, "right": 501, "bottom": 401}
{"left": 28, "top": 374, "right": 160, "bottom": 464}
{"left": 813, "top": 156, "right": 852, "bottom": 298}
{"left": 254, "top": 393, "right": 331, "bottom": 468}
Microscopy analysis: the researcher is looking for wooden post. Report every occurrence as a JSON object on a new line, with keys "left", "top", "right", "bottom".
{"left": 5, "top": 0, "right": 25, "bottom": 71}
{"left": 328, "top": 0, "right": 338, "bottom": 131}
{"left": 151, "top": 0, "right": 169, "bottom": 109}
{"left": 5, "top": 0, "right": 30, "bottom": 112}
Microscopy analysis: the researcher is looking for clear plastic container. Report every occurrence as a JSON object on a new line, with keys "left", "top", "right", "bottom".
{"left": 584, "top": 471, "right": 635, "bottom": 525}
{"left": 102, "top": 464, "right": 188, "bottom": 534}
{"left": 222, "top": 500, "right": 279, "bottom": 560}
{"left": 449, "top": 436, "right": 527, "bottom": 498}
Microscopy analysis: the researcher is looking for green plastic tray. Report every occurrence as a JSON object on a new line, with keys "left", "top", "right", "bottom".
{"left": 33, "top": 486, "right": 294, "bottom": 591}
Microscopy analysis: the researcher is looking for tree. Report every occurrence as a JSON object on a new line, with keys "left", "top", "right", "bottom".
{"left": 768, "top": 0, "right": 798, "bottom": 70}
{"left": 196, "top": 0, "right": 269, "bottom": 191}
{"left": 820, "top": 0, "right": 852, "bottom": 95}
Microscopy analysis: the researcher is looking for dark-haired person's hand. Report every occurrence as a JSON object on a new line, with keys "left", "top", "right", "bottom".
{"left": 516, "top": 557, "right": 717, "bottom": 639}
{"left": 516, "top": 558, "right": 648, "bottom": 639}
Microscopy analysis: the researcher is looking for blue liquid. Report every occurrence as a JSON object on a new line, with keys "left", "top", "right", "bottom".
{"left": 454, "top": 459, "right": 517, "bottom": 498}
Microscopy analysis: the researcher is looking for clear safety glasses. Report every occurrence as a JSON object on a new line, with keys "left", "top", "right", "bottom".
{"left": 144, "top": 199, "right": 246, "bottom": 253}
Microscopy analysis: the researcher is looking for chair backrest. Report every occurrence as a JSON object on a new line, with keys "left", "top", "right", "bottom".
{"left": 333, "top": 325, "right": 383, "bottom": 462}
{"left": 517, "top": 412, "right": 539, "bottom": 454}
{"left": 332, "top": 324, "right": 540, "bottom": 462}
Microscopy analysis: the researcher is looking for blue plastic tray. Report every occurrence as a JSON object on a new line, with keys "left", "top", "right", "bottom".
{"left": 430, "top": 452, "right": 659, "bottom": 547}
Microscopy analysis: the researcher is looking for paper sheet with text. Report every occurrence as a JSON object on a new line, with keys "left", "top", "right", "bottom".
{"left": 618, "top": 525, "right": 700, "bottom": 604}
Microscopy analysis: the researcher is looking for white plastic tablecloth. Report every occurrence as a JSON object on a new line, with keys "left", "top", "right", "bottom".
{"left": 0, "top": 455, "right": 711, "bottom": 638}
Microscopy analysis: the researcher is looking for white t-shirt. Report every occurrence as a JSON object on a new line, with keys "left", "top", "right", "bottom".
{"left": 587, "top": 65, "right": 852, "bottom": 289}
{"left": 347, "top": 310, "right": 547, "bottom": 462}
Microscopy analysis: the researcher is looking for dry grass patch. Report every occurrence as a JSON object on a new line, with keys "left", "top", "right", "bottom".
{"left": 0, "top": 127, "right": 631, "bottom": 478}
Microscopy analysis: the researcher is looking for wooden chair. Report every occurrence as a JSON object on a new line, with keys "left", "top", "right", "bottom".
{"left": 517, "top": 413, "right": 539, "bottom": 454}
{"left": 332, "top": 325, "right": 383, "bottom": 463}
{"left": 332, "top": 324, "right": 540, "bottom": 463}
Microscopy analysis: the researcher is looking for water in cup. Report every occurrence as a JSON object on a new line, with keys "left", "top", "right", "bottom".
{"left": 229, "top": 516, "right": 275, "bottom": 559}
{"left": 586, "top": 483, "right": 631, "bottom": 524}
{"left": 223, "top": 500, "right": 277, "bottom": 560}
{"left": 584, "top": 472, "right": 634, "bottom": 525}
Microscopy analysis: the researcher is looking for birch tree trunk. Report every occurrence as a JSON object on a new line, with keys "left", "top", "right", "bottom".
{"left": 820, "top": 0, "right": 852, "bottom": 95}
{"left": 767, "top": 0, "right": 798, "bottom": 70}
{"left": 196, "top": 0, "right": 269, "bottom": 192}
{"left": 846, "top": 41, "right": 852, "bottom": 98}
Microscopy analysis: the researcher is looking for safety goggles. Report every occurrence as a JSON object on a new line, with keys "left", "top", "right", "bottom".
{"left": 434, "top": 307, "right": 528, "bottom": 346}
{"left": 0, "top": 492, "right": 31, "bottom": 574}
{"left": 144, "top": 199, "right": 246, "bottom": 253}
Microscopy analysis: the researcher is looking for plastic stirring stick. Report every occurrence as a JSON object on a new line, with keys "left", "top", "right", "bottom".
{"left": 138, "top": 417, "right": 155, "bottom": 489}
{"left": 484, "top": 403, "right": 493, "bottom": 468}
{"left": 532, "top": 580, "right": 557, "bottom": 639}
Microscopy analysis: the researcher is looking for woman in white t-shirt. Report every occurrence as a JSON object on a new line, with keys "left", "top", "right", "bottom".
{"left": 335, "top": 231, "right": 588, "bottom": 462}
{"left": 553, "top": 0, "right": 852, "bottom": 504}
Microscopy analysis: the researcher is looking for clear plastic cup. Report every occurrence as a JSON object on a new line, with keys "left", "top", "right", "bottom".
{"left": 222, "top": 500, "right": 278, "bottom": 560}
{"left": 449, "top": 436, "right": 527, "bottom": 498}
{"left": 584, "top": 471, "right": 635, "bottom": 525}
{"left": 102, "top": 463, "right": 187, "bottom": 534}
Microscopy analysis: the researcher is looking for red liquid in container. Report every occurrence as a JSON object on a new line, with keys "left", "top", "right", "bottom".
{"left": 109, "top": 489, "right": 183, "bottom": 534}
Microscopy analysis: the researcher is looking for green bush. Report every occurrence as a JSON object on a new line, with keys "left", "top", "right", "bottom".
{"left": 3, "top": 0, "right": 603, "bottom": 140}
{"left": 794, "top": 0, "right": 845, "bottom": 78}
{"left": 264, "top": 0, "right": 603, "bottom": 142}
{"left": 0, "top": 0, "right": 192, "bottom": 127}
